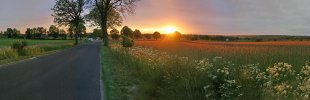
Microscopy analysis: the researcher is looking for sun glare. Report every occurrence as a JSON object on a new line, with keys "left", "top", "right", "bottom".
{"left": 164, "top": 26, "right": 177, "bottom": 34}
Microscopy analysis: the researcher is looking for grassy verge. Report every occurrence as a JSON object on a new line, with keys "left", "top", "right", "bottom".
{"left": 0, "top": 43, "right": 74, "bottom": 65}
{"left": 0, "top": 39, "right": 91, "bottom": 65}
{"left": 101, "top": 46, "right": 142, "bottom": 100}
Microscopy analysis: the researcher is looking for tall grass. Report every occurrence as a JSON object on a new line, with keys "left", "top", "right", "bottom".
{"left": 105, "top": 42, "right": 310, "bottom": 100}
{"left": 0, "top": 43, "right": 73, "bottom": 64}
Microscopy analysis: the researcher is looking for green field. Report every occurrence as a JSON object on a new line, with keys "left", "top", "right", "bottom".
{"left": 0, "top": 39, "right": 74, "bottom": 48}
{"left": 0, "top": 39, "right": 75, "bottom": 65}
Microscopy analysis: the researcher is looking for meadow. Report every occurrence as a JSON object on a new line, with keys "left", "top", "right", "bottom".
{"left": 102, "top": 40, "right": 310, "bottom": 100}
{"left": 136, "top": 40, "right": 310, "bottom": 70}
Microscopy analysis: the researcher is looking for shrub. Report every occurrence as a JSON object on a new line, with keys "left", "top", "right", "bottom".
{"left": 110, "top": 29, "right": 120, "bottom": 40}
{"left": 144, "top": 34, "right": 152, "bottom": 39}
{"left": 0, "top": 48, "right": 18, "bottom": 60}
{"left": 111, "top": 33, "right": 120, "bottom": 40}
{"left": 122, "top": 36, "right": 134, "bottom": 47}
{"left": 11, "top": 40, "right": 28, "bottom": 55}
{"left": 255, "top": 39, "right": 263, "bottom": 42}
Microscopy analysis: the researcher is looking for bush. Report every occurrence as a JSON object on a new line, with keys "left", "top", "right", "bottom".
{"left": 0, "top": 48, "right": 18, "bottom": 60}
{"left": 111, "top": 33, "right": 120, "bottom": 40}
{"left": 255, "top": 39, "right": 263, "bottom": 42}
{"left": 144, "top": 34, "right": 152, "bottom": 39}
{"left": 122, "top": 36, "right": 134, "bottom": 47}
{"left": 11, "top": 40, "right": 28, "bottom": 55}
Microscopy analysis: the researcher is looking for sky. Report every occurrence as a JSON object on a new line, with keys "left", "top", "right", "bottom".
{"left": 1, "top": 0, "right": 310, "bottom": 36}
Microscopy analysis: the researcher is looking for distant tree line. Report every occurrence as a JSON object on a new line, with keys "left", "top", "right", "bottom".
{"left": 101, "top": 26, "right": 165, "bottom": 40}
{"left": 0, "top": 25, "right": 88, "bottom": 40}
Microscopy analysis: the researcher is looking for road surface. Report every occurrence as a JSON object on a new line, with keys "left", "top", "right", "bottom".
{"left": 0, "top": 42, "right": 102, "bottom": 100}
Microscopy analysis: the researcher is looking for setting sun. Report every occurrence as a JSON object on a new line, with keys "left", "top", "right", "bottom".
{"left": 164, "top": 26, "right": 177, "bottom": 34}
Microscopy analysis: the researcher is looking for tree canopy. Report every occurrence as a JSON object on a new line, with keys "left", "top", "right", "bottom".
{"left": 91, "top": 0, "right": 140, "bottom": 46}
{"left": 153, "top": 31, "right": 161, "bottom": 40}
{"left": 121, "top": 26, "right": 133, "bottom": 38}
{"left": 133, "top": 29, "right": 142, "bottom": 39}
{"left": 52, "top": 0, "right": 88, "bottom": 44}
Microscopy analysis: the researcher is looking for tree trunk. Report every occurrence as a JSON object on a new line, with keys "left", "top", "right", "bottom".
{"left": 75, "top": 33, "right": 78, "bottom": 45}
{"left": 101, "top": 9, "right": 109, "bottom": 46}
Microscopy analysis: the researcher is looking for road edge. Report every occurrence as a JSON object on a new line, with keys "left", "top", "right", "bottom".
{"left": 99, "top": 44, "right": 105, "bottom": 100}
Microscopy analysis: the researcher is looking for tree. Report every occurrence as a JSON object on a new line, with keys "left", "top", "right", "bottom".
{"left": 49, "top": 25, "right": 60, "bottom": 39}
{"left": 52, "top": 0, "right": 88, "bottom": 45}
{"left": 121, "top": 26, "right": 133, "bottom": 38}
{"left": 59, "top": 29, "right": 67, "bottom": 39}
{"left": 6, "top": 28, "right": 13, "bottom": 38}
{"left": 173, "top": 31, "right": 182, "bottom": 40}
{"left": 12, "top": 28, "right": 20, "bottom": 38}
{"left": 133, "top": 29, "right": 142, "bottom": 39}
{"left": 0, "top": 31, "right": 4, "bottom": 38}
{"left": 25, "top": 28, "right": 33, "bottom": 39}
{"left": 34, "top": 27, "right": 47, "bottom": 39}
{"left": 5, "top": 28, "right": 20, "bottom": 38}
{"left": 86, "top": 7, "right": 122, "bottom": 29}
{"left": 153, "top": 31, "right": 161, "bottom": 40}
{"left": 110, "top": 29, "right": 120, "bottom": 40}
{"left": 144, "top": 34, "right": 152, "bottom": 39}
{"left": 93, "top": 29, "right": 102, "bottom": 38}
{"left": 92, "top": 0, "right": 140, "bottom": 46}
{"left": 68, "top": 26, "right": 74, "bottom": 39}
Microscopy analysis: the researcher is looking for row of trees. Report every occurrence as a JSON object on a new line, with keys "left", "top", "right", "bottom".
{"left": 0, "top": 25, "right": 87, "bottom": 40}
{"left": 99, "top": 26, "right": 162, "bottom": 40}
{"left": 0, "top": 28, "right": 21, "bottom": 38}
{"left": 52, "top": 0, "right": 140, "bottom": 45}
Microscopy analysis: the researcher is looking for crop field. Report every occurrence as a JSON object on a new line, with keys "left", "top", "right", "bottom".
{"left": 136, "top": 40, "right": 310, "bottom": 69}
{"left": 0, "top": 39, "right": 74, "bottom": 48}
{"left": 103, "top": 40, "right": 310, "bottom": 100}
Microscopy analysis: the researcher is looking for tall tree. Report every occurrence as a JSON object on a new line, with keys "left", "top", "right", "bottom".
{"left": 92, "top": 0, "right": 140, "bottom": 46}
{"left": 86, "top": 7, "right": 122, "bottom": 29}
{"left": 69, "top": 22, "right": 86, "bottom": 40}
{"left": 52, "top": 0, "right": 88, "bottom": 45}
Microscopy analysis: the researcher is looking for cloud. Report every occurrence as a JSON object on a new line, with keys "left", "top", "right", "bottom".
{"left": 1, "top": 0, "right": 310, "bottom": 35}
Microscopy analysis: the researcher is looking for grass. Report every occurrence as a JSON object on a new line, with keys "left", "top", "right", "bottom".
{"left": 0, "top": 39, "right": 76, "bottom": 65}
{"left": 0, "top": 39, "right": 74, "bottom": 48}
{"left": 101, "top": 46, "right": 141, "bottom": 100}
{"left": 101, "top": 40, "right": 310, "bottom": 100}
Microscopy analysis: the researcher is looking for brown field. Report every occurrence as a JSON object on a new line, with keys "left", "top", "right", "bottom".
{"left": 136, "top": 40, "right": 310, "bottom": 69}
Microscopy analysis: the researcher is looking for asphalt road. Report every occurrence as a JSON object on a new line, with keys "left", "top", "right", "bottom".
{"left": 0, "top": 42, "right": 102, "bottom": 100}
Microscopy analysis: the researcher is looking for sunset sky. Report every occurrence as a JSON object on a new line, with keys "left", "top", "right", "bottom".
{"left": 1, "top": 0, "right": 310, "bottom": 35}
